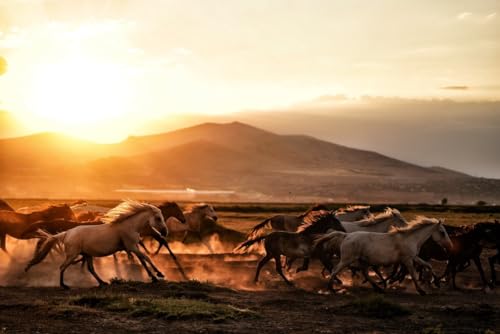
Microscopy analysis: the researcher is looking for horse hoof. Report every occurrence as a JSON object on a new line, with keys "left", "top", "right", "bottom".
{"left": 418, "top": 289, "right": 426, "bottom": 296}
{"left": 61, "top": 285, "right": 70, "bottom": 290}
{"left": 98, "top": 282, "right": 109, "bottom": 287}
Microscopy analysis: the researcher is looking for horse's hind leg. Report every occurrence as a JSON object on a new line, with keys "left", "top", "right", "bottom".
{"left": 372, "top": 266, "right": 387, "bottom": 289}
{"left": 255, "top": 254, "right": 272, "bottom": 283}
{"left": 85, "top": 256, "right": 108, "bottom": 287}
{"left": 274, "top": 255, "right": 292, "bottom": 285}
{"left": 489, "top": 252, "right": 499, "bottom": 285}
{"left": 59, "top": 254, "right": 78, "bottom": 289}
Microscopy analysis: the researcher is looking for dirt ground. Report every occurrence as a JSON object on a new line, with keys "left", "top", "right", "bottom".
{"left": 0, "top": 202, "right": 499, "bottom": 333}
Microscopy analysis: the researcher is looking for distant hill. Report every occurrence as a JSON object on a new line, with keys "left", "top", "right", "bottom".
{"left": 1, "top": 121, "right": 499, "bottom": 203}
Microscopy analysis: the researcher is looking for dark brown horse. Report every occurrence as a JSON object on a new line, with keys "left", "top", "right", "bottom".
{"left": 235, "top": 211, "right": 345, "bottom": 285}
{"left": 390, "top": 223, "right": 495, "bottom": 289}
{"left": 0, "top": 204, "right": 77, "bottom": 252}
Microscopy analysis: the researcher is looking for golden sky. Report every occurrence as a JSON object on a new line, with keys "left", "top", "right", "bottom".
{"left": 0, "top": 0, "right": 499, "bottom": 142}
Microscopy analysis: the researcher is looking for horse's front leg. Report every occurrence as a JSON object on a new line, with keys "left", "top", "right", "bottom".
{"left": 362, "top": 266, "right": 384, "bottom": 293}
{"left": 488, "top": 251, "right": 499, "bottom": 285}
{"left": 403, "top": 258, "right": 426, "bottom": 295}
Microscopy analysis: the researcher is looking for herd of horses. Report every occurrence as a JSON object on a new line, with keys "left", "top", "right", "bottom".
{"left": 0, "top": 198, "right": 499, "bottom": 295}
{"left": 237, "top": 205, "right": 500, "bottom": 294}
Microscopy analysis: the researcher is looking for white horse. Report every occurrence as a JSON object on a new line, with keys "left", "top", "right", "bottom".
{"left": 25, "top": 200, "right": 169, "bottom": 289}
{"left": 334, "top": 205, "right": 372, "bottom": 222}
{"left": 321, "top": 217, "right": 453, "bottom": 295}
{"left": 341, "top": 208, "right": 407, "bottom": 233}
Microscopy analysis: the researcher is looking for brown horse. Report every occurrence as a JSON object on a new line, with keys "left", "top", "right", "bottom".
{"left": 0, "top": 204, "right": 77, "bottom": 252}
{"left": 235, "top": 211, "right": 346, "bottom": 285}
{"left": 246, "top": 204, "right": 329, "bottom": 240}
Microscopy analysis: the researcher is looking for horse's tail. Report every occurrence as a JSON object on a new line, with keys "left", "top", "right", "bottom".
{"left": 313, "top": 231, "right": 346, "bottom": 253}
{"left": 25, "top": 230, "right": 65, "bottom": 272}
{"left": 247, "top": 218, "right": 272, "bottom": 239}
{"left": 233, "top": 235, "right": 267, "bottom": 253}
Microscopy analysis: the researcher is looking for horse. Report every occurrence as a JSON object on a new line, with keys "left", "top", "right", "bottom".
{"left": 235, "top": 211, "right": 346, "bottom": 285}
{"left": 340, "top": 207, "right": 407, "bottom": 233}
{"left": 0, "top": 204, "right": 77, "bottom": 252}
{"left": 415, "top": 222, "right": 497, "bottom": 290}
{"left": 0, "top": 199, "right": 14, "bottom": 211}
{"left": 154, "top": 203, "right": 217, "bottom": 254}
{"left": 322, "top": 217, "right": 452, "bottom": 295}
{"left": 334, "top": 205, "right": 372, "bottom": 222}
{"left": 246, "top": 204, "right": 329, "bottom": 240}
{"left": 25, "top": 200, "right": 170, "bottom": 289}
{"left": 70, "top": 202, "right": 109, "bottom": 222}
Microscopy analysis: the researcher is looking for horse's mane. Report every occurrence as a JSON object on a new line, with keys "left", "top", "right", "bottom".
{"left": 101, "top": 200, "right": 159, "bottom": 225}
{"left": 337, "top": 205, "right": 370, "bottom": 213}
{"left": 389, "top": 216, "right": 439, "bottom": 234}
{"left": 297, "top": 204, "right": 329, "bottom": 219}
{"left": 297, "top": 211, "right": 341, "bottom": 234}
{"left": 357, "top": 207, "right": 401, "bottom": 227}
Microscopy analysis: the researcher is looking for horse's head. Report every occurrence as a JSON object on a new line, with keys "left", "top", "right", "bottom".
{"left": 388, "top": 208, "right": 407, "bottom": 228}
{"left": 159, "top": 202, "right": 186, "bottom": 224}
{"left": 197, "top": 204, "right": 218, "bottom": 222}
{"left": 148, "top": 205, "right": 168, "bottom": 237}
{"left": 431, "top": 219, "right": 453, "bottom": 251}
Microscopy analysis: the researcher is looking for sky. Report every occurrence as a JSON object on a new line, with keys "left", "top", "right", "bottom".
{"left": 0, "top": 0, "right": 499, "bottom": 143}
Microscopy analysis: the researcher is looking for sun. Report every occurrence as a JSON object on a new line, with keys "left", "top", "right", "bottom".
{"left": 27, "top": 57, "right": 134, "bottom": 141}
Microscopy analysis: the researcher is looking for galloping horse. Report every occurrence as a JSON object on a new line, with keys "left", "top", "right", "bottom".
{"left": 235, "top": 211, "right": 346, "bottom": 285}
{"left": 0, "top": 204, "right": 77, "bottom": 252}
{"left": 154, "top": 203, "right": 218, "bottom": 253}
{"left": 25, "top": 200, "right": 170, "bottom": 289}
{"left": 322, "top": 217, "right": 452, "bottom": 295}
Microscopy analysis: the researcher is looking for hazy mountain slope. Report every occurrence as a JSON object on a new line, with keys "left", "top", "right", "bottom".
{"left": 1, "top": 121, "right": 498, "bottom": 202}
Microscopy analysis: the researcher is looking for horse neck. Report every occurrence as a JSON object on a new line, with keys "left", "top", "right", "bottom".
{"left": 123, "top": 211, "right": 151, "bottom": 232}
{"left": 399, "top": 224, "right": 438, "bottom": 250}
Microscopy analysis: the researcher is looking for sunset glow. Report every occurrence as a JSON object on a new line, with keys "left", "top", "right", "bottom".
{"left": 0, "top": 0, "right": 499, "bottom": 144}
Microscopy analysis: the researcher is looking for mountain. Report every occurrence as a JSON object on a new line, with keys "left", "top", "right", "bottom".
{"left": 1, "top": 122, "right": 499, "bottom": 203}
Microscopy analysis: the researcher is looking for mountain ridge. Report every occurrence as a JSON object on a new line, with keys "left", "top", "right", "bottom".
{"left": 0, "top": 121, "right": 498, "bottom": 203}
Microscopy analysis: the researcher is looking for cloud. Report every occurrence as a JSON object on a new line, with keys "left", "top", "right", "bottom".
{"left": 457, "top": 12, "right": 472, "bottom": 20}
{"left": 441, "top": 85, "right": 469, "bottom": 90}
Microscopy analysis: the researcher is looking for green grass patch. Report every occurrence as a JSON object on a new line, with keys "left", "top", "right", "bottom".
{"left": 340, "top": 295, "right": 410, "bottom": 318}
{"left": 69, "top": 293, "right": 257, "bottom": 321}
